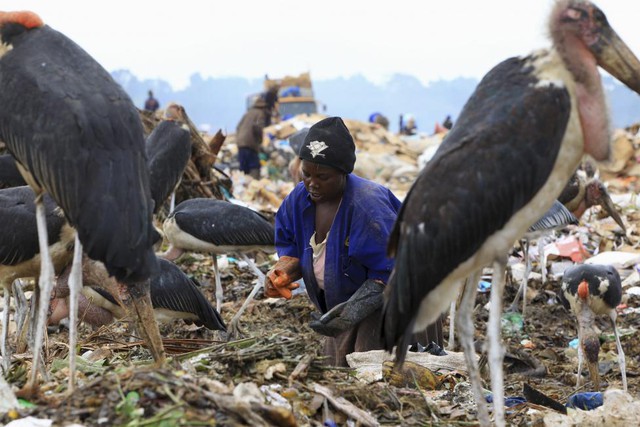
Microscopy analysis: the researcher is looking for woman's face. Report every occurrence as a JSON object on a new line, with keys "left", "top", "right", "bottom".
{"left": 300, "top": 160, "right": 346, "bottom": 203}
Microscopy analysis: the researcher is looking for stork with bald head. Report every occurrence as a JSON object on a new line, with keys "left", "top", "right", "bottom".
{"left": 146, "top": 103, "right": 192, "bottom": 214}
{"left": 559, "top": 263, "right": 625, "bottom": 391}
{"left": 49, "top": 257, "right": 226, "bottom": 334}
{"left": 162, "top": 198, "right": 275, "bottom": 335}
{"left": 381, "top": 1, "right": 640, "bottom": 425}
{"left": 0, "top": 186, "right": 74, "bottom": 373}
{"left": 558, "top": 170, "right": 626, "bottom": 234}
{"left": 0, "top": 11, "right": 164, "bottom": 394}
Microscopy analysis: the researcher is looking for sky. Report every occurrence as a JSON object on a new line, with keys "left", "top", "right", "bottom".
{"left": 4, "top": 1, "right": 640, "bottom": 90}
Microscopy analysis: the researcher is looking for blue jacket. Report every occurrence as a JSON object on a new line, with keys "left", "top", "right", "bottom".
{"left": 275, "top": 174, "right": 401, "bottom": 312}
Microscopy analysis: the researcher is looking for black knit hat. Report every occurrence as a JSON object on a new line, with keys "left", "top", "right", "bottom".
{"left": 299, "top": 117, "right": 356, "bottom": 174}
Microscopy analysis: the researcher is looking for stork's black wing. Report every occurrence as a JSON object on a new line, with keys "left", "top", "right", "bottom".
{"left": 151, "top": 258, "right": 226, "bottom": 331}
{"left": 383, "top": 53, "right": 572, "bottom": 362}
{"left": 146, "top": 121, "right": 191, "bottom": 213}
{"left": 169, "top": 198, "right": 275, "bottom": 247}
{"left": 528, "top": 200, "right": 578, "bottom": 232}
{"left": 0, "top": 25, "right": 158, "bottom": 282}
{"left": 0, "top": 186, "right": 65, "bottom": 266}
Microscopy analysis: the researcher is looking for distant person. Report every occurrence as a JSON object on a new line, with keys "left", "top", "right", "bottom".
{"left": 144, "top": 90, "right": 160, "bottom": 112}
{"left": 235, "top": 91, "right": 276, "bottom": 179}
{"left": 399, "top": 114, "right": 417, "bottom": 136}
{"left": 368, "top": 112, "right": 390, "bottom": 130}
{"left": 442, "top": 115, "right": 453, "bottom": 130}
{"left": 264, "top": 85, "right": 280, "bottom": 122}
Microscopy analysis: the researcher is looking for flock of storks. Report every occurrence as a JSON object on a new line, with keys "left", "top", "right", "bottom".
{"left": 1, "top": 1, "right": 640, "bottom": 425}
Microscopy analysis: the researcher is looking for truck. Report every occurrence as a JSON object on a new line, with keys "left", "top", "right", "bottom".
{"left": 246, "top": 72, "right": 324, "bottom": 120}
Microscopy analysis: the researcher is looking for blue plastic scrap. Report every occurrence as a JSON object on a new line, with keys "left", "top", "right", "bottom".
{"left": 486, "top": 395, "right": 527, "bottom": 408}
{"left": 566, "top": 392, "right": 604, "bottom": 410}
{"left": 478, "top": 280, "right": 491, "bottom": 292}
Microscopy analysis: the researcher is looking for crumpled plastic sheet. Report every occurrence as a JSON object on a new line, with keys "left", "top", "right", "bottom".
{"left": 566, "top": 392, "right": 604, "bottom": 411}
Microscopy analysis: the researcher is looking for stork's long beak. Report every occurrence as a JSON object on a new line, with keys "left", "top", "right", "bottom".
{"left": 599, "top": 190, "right": 627, "bottom": 234}
{"left": 124, "top": 280, "right": 166, "bottom": 366}
{"left": 591, "top": 25, "right": 640, "bottom": 94}
{"left": 587, "top": 358, "right": 601, "bottom": 390}
{"left": 583, "top": 334, "right": 601, "bottom": 390}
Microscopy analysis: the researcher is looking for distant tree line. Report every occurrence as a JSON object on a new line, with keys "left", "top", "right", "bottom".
{"left": 113, "top": 70, "right": 640, "bottom": 135}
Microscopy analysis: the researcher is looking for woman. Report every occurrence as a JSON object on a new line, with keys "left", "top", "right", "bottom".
{"left": 265, "top": 116, "right": 441, "bottom": 366}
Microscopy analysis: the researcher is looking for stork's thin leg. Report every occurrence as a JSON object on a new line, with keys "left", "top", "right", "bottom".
{"left": 576, "top": 326, "right": 584, "bottom": 389}
{"left": 1, "top": 283, "right": 11, "bottom": 374}
{"left": 213, "top": 255, "right": 222, "bottom": 313}
{"left": 14, "top": 280, "right": 30, "bottom": 355}
{"left": 67, "top": 234, "right": 83, "bottom": 392}
{"left": 508, "top": 240, "right": 530, "bottom": 314}
{"left": 540, "top": 237, "right": 549, "bottom": 285}
{"left": 457, "top": 271, "right": 490, "bottom": 427}
{"left": 169, "top": 191, "right": 176, "bottom": 213}
{"left": 487, "top": 258, "right": 507, "bottom": 427}
{"left": 448, "top": 300, "right": 457, "bottom": 352}
{"left": 227, "top": 253, "right": 265, "bottom": 337}
{"left": 12, "top": 280, "right": 28, "bottom": 350}
{"left": 610, "top": 314, "right": 627, "bottom": 392}
{"left": 447, "top": 280, "right": 464, "bottom": 351}
{"left": 24, "top": 195, "right": 56, "bottom": 395}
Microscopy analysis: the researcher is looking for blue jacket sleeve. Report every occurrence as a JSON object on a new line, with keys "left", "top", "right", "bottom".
{"left": 348, "top": 187, "right": 400, "bottom": 283}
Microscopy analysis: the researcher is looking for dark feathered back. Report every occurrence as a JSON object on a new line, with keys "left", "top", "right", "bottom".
{"left": 0, "top": 154, "right": 27, "bottom": 188}
{"left": 0, "top": 186, "right": 66, "bottom": 266}
{"left": 151, "top": 258, "right": 226, "bottom": 331}
{"left": 383, "top": 53, "right": 571, "bottom": 364}
{"left": 560, "top": 263, "right": 622, "bottom": 312}
{"left": 168, "top": 198, "right": 275, "bottom": 248}
{"left": 0, "top": 25, "right": 159, "bottom": 282}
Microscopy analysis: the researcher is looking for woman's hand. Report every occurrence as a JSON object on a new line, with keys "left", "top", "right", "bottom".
{"left": 264, "top": 256, "right": 302, "bottom": 299}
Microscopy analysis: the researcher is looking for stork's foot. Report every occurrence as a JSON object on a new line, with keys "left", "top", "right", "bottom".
{"left": 505, "top": 303, "right": 520, "bottom": 314}
{"left": 125, "top": 288, "right": 166, "bottom": 366}
{"left": 225, "top": 320, "right": 246, "bottom": 340}
{"left": 16, "top": 383, "right": 39, "bottom": 399}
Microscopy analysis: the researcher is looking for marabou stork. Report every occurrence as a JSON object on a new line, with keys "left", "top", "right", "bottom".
{"left": 49, "top": 257, "right": 226, "bottom": 333}
{"left": 508, "top": 200, "right": 579, "bottom": 315}
{"left": 559, "top": 263, "right": 625, "bottom": 391}
{"left": 162, "top": 198, "right": 274, "bottom": 334}
{"left": 0, "top": 186, "right": 74, "bottom": 373}
{"left": 0, "top": 154, "right": 27, "bottom": 188}
{"left": 381, "top": 2, "right": 640, "bottom": 426}
{"left": 0, "top": 11, "right": 163, "bottom": 394}
{"left": 558, "top": 170, "right": 626, "bottom": 233}
{"left": 449, "top": 200, "right": 578, "bottom": 349}
{"left": 146, "top": 103, "right": 192, "bottom": 214}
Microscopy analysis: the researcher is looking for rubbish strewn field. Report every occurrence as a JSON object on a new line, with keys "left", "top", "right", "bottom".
{"left": 2, "top": 117, "right": 640, "bottom": 426}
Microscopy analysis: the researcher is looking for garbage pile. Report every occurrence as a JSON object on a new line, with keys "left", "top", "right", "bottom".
{"left": 220, "top": 113, "right": 448, "bottom": 205}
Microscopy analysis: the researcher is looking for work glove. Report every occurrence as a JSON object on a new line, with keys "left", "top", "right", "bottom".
{"left": 309, "top": 279, "right": 384, "bottom": 337}
{"left": 264, "top": 256, "right": 302, "bottom": 299}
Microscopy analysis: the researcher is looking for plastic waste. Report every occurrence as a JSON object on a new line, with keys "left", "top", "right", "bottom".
{"left": 566, "top": 392, "right": 604, "bottom": 410}
{"left": 502, "top": 312, "right": 524, "bottom": 336}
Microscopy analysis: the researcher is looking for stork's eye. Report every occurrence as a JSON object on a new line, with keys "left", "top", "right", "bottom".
{"left": 593, "top": 9, "right": 607, "bottom": 24}
{"left": 564, "top": 8, "right": 586, "bottom": 22}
